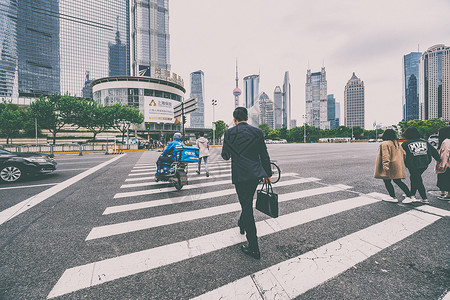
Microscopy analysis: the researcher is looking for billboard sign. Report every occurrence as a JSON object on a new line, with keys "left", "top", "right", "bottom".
{"left": 144, "top": 96, "right": 179, "bottom": 123}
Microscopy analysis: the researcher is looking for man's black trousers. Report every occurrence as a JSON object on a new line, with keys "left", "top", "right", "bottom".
{"left": 235, "top": 180, "right": 260, "bottom": 251}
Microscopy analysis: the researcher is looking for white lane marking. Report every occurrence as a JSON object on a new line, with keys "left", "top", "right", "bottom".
{"left": 48, "top": 194, "right": 378, "bottom": 298}
{"left": 59, "top": 168, "right": 90, "bottom": 171}
{"left": 128, "top": 166, "right": 231, "bottom": 176}
{"left": 192, "top": 210, "right": 441, "bottom": 300}
{"left": 442, "top": 291, "right": 450, "bottom": 300}
{"left": 87, "top": 184, "right": 352, "bottom": 240}
{"left": 132, "top": 162, "right": 230, "bottom": 169}
{"left": 0, "top": 154, "right": 126, "bottom": 226}
{"left": 0, "top": 183, "right": 58, "bottom": 191}
{"left": 104, "top": 178, "right": 320, "bottom": 214}
{"left": 114, "top": 179, "right": 233, "bottom": 198}
{"left": 124, "top": 169, "right": 230, "bottom": 182}
{"left": 120, "top": 172, "right": 299, "bottom": 189}
{"left": 129, "top": 164, "right": 230, "bottom": 173}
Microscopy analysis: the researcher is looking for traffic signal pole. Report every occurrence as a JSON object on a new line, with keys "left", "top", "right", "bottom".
{"left": 181, "top": 102, "right": 185, "bottom": 141}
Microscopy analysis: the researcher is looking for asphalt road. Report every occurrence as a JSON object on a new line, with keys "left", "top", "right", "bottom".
{"left": 0, "top": 143, "right": 448, "bottom": 300}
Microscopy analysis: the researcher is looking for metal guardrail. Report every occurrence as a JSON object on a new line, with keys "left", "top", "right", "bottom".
{"left": 1, "top": 143, "right": 138, "bottom": 154}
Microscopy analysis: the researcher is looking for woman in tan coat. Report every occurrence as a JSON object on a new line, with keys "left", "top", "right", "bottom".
{"left": 374, "top": 129, "right": 412, "bottom": 203}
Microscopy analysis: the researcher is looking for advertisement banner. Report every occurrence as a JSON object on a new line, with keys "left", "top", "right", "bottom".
{"left": 144, "top": 96, "right": 178, "bottom": 123}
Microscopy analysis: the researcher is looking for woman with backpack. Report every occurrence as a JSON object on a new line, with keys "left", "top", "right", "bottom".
{"left": 401, "top": 127, "right": 440, "bottom": 203}
{"left": 374, "top": 129, "right": 413, "bottom": 203}
{"left": 435, "top": 126, "right": 450, "bottom": 200}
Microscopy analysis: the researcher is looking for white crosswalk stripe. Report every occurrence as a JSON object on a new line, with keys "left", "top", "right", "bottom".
{"left": 192, "top": 208, "right": 444, "bottom": 300}
{"left": 86, "top": 184, "right": 352, "bottom": 240}
{"left": 47, "top": 154, "right": 450, "bottom": 299}
{"left": 129, "top": 164, "right": 230, "bottom": 173}
{"left": 49, "top": 195, "right": 384, "bottom": 298}
{"left": 128, "top": 165, "right": 231, "bottom": 176}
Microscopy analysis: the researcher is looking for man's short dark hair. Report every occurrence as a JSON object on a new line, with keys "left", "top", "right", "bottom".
{"left": 233, "top": 107, "right": 248, "bottom": 122}
{"left": 381, "top": 129, "right": 397, "bottom": 141}
{"left": 199, "top": 131, "right": 204, "bottom": 137}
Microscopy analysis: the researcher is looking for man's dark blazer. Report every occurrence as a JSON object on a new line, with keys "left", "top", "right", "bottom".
{"left": 221, "top": 122, "right": 272, "bottom": 184}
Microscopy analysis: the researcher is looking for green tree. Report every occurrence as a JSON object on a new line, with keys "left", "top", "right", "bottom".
{"left": 28, "top": 94, "right": 81, "bottom": 144}
{"left": 288, "top": 126, "right": 302, "bottom": 142}
{"left": 211, "top": 120, "right": 228, "bottom": 143}
{"left": 267, "top": 129, "right": 279, "bottom": 140}
{"left": 0, "top": 105, "right": 23, "bottom": 144}
{"left": 109, "top": 103, "right": 144, "bottom": 143}
{"left": 258, "top": 124, "right": 270, "bottom": 137}
{"left": 75, "top": 100, "right": 112, "bottom": 143}
{"left": 279, "top": 127, "right": 288, "bottom": 140}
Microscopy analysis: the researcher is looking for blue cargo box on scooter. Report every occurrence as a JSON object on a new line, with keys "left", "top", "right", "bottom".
{"left": 176, "top": 146, "right": 199, "bottom": 163}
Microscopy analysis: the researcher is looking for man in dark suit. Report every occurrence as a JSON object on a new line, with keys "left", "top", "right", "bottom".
{"left": 221, "top": 107, "right": 272, "bottom": 259}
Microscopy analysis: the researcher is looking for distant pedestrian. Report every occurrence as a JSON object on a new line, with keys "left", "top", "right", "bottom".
{"left": 221, "top": 107, "right": 272, "bottom": 260}
{"left": 196, "top": 132, "right": 210, "bottom": 177}
{"left": 435, "top": 126, "right": 450, "bottom": 200}
{"left": 374, "top": 129, "right": 412, "bottom": 203}
{"left": 401, "top": 127, "right": 440, "bottom": 203}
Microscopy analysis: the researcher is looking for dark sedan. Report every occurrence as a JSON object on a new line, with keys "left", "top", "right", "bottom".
{"left": 0, "top": 149, "right": 58, "bottom": 183}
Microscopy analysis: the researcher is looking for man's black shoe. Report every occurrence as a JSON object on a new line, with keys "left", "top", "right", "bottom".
{"left": 240, "top": 245, "right": 260, "bottom": 259}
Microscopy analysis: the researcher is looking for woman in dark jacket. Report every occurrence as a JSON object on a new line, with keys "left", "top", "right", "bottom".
{"left": 401, "top": 127, "right": 440, "bottom": 203}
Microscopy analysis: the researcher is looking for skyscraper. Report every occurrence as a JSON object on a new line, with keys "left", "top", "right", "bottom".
{"left": 189, "top": 70, "right": 205, "bottom": 128}
{"left": 59, "top": 0, "right": 129, "bottom": 96}
{"left": 109, "top": 17, "right": 128, "bottom": 77}
{"left": 305, "top": 67, "right": 328, "bottom": 129}
{"left": 335, "top": 102, "right": 341, "bottom": 127}
{"left": 233, "top": 60, "right": 241, "bottom": 107}
{"left": 0, "top": 0, "right": 18, "bottom": 97}
{"left": 273, "top": 86, "right": 282, "bottom": 129}
{"left": 327, "top": 94, "right": 336, "bottom": 129}
{"left": 403, "top": 52, "right": 422, "bottom": 121}
{"left": 17, "top": 0, "right": 60, "bottom": 97}
{"left": 258, "top": 92, "right": 274, "bottom": 129}
{"left": 282, "top": 71, "right": 291, "bottom": 129}
{"left": 419, "top": 44, "right": 450, "bottom": 121}
{"left": 131, "top": 0, "right": 170, "bottom": 77}
{"left": 344, "top": 72, "right": 365, "bottom": 129}
{"left": 244, "top": 74, "right": 259, "bottom": 108}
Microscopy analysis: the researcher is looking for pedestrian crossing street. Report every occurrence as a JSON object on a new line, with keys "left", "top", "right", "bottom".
{"left": 47, "top": 152, "right": 450, "bottom": 299}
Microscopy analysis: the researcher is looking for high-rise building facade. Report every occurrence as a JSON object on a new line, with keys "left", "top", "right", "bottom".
{"left": 327, "top": 94, "right": 337, "bottom": 129}
{"left": 282, "top": 71, "right": 291, "bottom": 129}
{"left": 258, "top": 92, "right": 274, "bottom": 129}
{"left": 403, "top": 52, "right": 422, "bottom": 121}
{"left": 109, "top": 17, "right": 128, "bottom": 77}
{"left": 273, "top": 86, "right": 282, "bottom": 129}
{"left": 189, "top": 70, "right": 205, "bottom": 128}
{"left": 344, "top": 72, "right": 365, "bottom": 129}
{"left": 419, "top": 44, "right": 450, "bottom": 121}
{"left": 17, "top": 0, "right": 60, "bottom": 97}
{"left": 131, "top": 0, "right": 170, "bottom": 78}
{"left": 244, "top": 74, "right": 259, "bottom": 108}
{"left": 0, "top": 0, "right": 18, "bottom": 97}
{"left": 59, "top": 0, "right": 130, "bottom": 96}
{"left": 305, "top": 67, "right": 328, "bottom": 129}
{"left": 335, "top": 102, "right": 341, "bottom": 127}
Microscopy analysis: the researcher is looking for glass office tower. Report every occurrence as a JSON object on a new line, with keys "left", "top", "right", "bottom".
{"left": 402, "top": 52, "right": 422, "bottom": 121}
{"left": 131, "top": 0, "right": 170, "bottom": 77}
{"left": 59, "top": 0, "right": 129, "bottom": 96}
{"left": 344, "top": 72, "right": 365, "bottom": 129}
{"left": 189, "top": 70, "right": 205, "bottom": 128}
{"left": 0, "top": 0, "right": 18, "bottom": 97}
{"left": 273, "top": 86, "right": 282, "bottom": 129}
{"left": 419, "top": 44, "right": 450, "bottom": 121}
{"left": 244, "top": 74, "right": 259, "bottom": 109}
{"left": 17, "top": 0, "right": 60, "bottom": 96}
{"left": 305, "top": 67, "right": 328, "bottom": 129}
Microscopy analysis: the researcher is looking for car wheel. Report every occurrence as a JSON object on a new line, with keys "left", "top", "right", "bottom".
{"left": 0, "top": 165, "right": 23, "bottom": 182}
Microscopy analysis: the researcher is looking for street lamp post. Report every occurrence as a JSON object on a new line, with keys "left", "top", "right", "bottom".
{"left": 212, "top": 99, "right": 217, "bottom": 145}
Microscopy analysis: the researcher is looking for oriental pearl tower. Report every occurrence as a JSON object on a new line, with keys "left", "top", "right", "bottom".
{"left": 233, "top": 59, "right": 241, "bottom": 108}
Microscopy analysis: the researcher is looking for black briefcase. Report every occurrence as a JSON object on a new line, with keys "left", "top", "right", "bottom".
{"left": 256, "top": 181, "right": 278, "bottom": 218}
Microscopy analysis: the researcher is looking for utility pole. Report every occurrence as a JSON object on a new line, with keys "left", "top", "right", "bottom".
{"left": 302, "top": 114, "right": 307, "bottom": 143}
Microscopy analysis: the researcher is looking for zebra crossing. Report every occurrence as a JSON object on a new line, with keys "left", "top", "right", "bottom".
{"left": 47, "top": 153, "right": 450, "bottom": 299}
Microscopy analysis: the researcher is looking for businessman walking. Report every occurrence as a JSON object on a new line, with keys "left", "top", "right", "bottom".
{"left": 221, "top": 107, "right": 272, "bottom": 259}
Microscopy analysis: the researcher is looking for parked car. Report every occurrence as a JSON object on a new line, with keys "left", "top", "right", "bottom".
{"left": 0, "top": 149, "right": 58, "bottom": 183}
{"left": 368, "top": 139, "right": 376, "bottom": 142}
{"left": 428, "top": 134, "right": 439, "bottom": 147}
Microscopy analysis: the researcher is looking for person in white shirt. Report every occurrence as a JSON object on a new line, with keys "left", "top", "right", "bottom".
{"left": 196, "top": 132, "right": 210, "bottom": 177}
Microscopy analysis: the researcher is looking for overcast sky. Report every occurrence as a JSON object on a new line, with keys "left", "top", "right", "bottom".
{"left": 170, "top": 0, "right": 450, "bottom": 129}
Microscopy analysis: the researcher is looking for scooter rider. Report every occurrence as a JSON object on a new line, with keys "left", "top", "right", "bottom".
{"left": 156, "top": 132, "right": 184, "bottom": 173}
